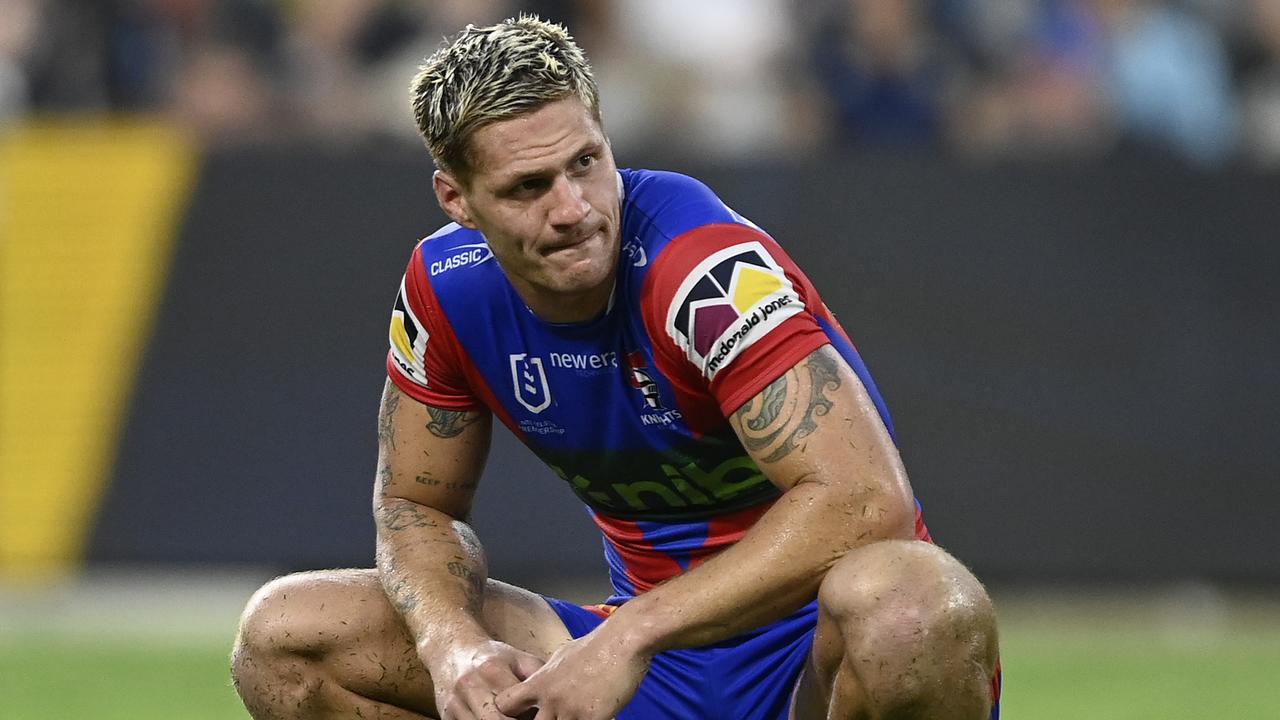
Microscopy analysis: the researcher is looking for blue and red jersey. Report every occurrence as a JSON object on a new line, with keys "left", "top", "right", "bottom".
{"left": 386, "top": 169, "right": 929, "bottom": 603}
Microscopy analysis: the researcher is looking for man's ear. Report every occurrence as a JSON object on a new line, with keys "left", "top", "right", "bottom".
{"left": 433, "top": 170, "right": 477, "bottom": 229}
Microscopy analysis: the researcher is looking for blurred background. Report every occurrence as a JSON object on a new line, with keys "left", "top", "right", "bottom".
{"left": 2, "top": 0, "right": 1278, "bottom": 718}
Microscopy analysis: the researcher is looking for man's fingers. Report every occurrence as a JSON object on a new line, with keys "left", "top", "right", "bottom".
{"left": 513, "top": 653, "right": 544, "bottom": 681}
{"left": 495, "top": 682, "right": 537, "bottom": 716}
{"left": 461, "top": 691, "right": 516, "bottom": 720}
{"left": 440, "top": 701, "right": 478, "bottom": 720}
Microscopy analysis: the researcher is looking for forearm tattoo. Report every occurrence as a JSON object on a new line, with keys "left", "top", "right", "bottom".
{"left": 735, "top": 347, "right": 842, "bottom": 464}
{"left": 377, "top": 501, "right": 439, "bottom": 532}
{"left": 447, "top": 559, "right": 484, "bottom": 610}
{"left": 379, "top": 551, "right": 420, "bottom": 615}
{"left": 377, "top": 381, "right": 402, "bottom": 450}
{"left": 425, "top": 407, "right": 480, "bottom": 439}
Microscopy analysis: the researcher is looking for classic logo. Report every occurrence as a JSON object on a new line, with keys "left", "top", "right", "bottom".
{"left": 666, "top": 242, "right": 802, "bottom": 379}
{"left": 509, "top": 353, "right": 552, "bottom": 413}
{"left": 389, "top": 279, "right": 429, "bottom": 386}
{"left": 429, "top": 242, "right": 493, "bottom": 276}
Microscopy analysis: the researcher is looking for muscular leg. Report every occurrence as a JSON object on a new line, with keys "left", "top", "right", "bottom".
{"left": 793, "top": 541, "right": 999, "bottom": 720}
{"left": 230, "top": 569, "right": 573, "bottom": 719}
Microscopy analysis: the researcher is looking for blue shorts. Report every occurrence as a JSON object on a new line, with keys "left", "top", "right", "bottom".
{"left": 545, "top": 598, "right": 817, "bottom": 720}
{"left": 545, "top": 598, "right": 1003, "bottom": 720}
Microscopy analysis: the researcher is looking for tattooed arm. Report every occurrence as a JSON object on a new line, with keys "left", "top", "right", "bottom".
{"left": 537, "top": 346, "right": 914, "bottom": 657}
{"left": 495, "top": 346, "right": 914, "bottom": 718}
{"left": 374, "top": 380, "right": 541, "bottom": 714}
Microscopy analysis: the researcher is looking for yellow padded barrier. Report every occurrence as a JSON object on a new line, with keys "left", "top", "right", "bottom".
{"left": 0, "top": 121, "right": 196, "bottom": 581}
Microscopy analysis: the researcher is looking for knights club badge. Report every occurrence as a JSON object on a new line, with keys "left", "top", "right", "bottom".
{"left": 509, "top": 353, "right": 552, "bottom": 413}
{"left": 625, "top": 351, "right": 663, "bottom": 410}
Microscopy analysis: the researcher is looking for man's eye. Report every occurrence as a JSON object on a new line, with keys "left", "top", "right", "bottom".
{"left": 576, "top": 154, "right": 596, "bottom": 169}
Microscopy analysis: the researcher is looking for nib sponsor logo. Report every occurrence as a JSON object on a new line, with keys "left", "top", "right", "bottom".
{"left": 550, "top": 456, "right": 771, "bottom": 513}
{"left": 667, "top": 242, "right": 802, "bottom": 378}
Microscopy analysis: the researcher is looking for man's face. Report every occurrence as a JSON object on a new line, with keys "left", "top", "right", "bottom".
{"left": 434, "top": 98, "right": 621, "bottom": 323}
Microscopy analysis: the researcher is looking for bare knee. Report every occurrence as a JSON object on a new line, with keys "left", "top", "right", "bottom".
{"left": 817, "top": 540, "right": 998, "bottom": 719}
{"left": 231, "top": 570, "right": 378, "bottom": 715}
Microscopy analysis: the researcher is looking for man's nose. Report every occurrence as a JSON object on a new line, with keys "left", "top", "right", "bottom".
{"left": 548, "top": 175, "right": 590, "bottom": 228}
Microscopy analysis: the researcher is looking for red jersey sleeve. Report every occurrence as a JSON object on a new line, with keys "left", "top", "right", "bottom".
{"left": 641, "top": 223, "right": 830, "bottom": 416}
{"left": 385, "top": 244, "right": 481, "bottom": 409}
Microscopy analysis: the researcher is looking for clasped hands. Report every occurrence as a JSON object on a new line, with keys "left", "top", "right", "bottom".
{"left": 434, "top": 625, "right": 649, "bottom": 720}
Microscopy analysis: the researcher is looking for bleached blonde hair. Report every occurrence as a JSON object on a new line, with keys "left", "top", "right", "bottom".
{"left": 411, "top": 15, "right": 601, "bottom": 182}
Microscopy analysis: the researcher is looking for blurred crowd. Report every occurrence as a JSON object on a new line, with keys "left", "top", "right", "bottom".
{"left": 2, "top": 0, "right": 1279, "bottom": 168}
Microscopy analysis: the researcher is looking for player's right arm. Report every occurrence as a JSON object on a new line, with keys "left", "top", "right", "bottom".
{"left": 374, "top": 380, "right": 542, "bottom": 716}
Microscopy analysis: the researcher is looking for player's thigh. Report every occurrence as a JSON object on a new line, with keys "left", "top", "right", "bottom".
{"left": 235, "top": 568, "right": 573, "bottom": 712}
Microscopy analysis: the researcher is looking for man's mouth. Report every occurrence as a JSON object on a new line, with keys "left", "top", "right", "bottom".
{"left": 543, "top": 227, "right": 601, "bottom": 255}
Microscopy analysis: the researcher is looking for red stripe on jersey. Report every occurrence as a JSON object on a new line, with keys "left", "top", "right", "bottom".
{"left": 915, "top": 506, "right": 933, "bottom": 543}
{"left": 583, "top": 603, "right": 618, "bottom": 620}
{"left": 686, "top": 501, "right": 774, "bottom": 572}
{"left": 590, "top": 514, "right": 685, "bottom": 594}
{"left": 387, "top": 244, "right": 477, "bottom": 408}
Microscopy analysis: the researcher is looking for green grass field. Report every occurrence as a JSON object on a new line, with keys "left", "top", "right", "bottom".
{"left": 3, "top": 581, "right": 1278, "bottom": 719}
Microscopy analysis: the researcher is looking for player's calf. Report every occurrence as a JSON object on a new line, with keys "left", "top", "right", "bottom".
{"left": 806, "top": 540, "right": 999, "bottom": 720}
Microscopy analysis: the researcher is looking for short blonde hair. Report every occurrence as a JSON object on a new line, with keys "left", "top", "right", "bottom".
{"left": 411, "top": 15, "right": 601, "bottom": 181}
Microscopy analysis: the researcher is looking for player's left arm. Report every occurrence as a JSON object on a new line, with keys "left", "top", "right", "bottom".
{"left": 497, "top": 343, "right": 915, "bottom": 719}
{"left": 605, "top": 342, "right": 915, "bottom": 646}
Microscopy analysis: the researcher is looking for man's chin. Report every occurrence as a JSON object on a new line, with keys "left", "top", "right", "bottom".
{"left": 548, "top": 264, "right": 615, "bottom": 301}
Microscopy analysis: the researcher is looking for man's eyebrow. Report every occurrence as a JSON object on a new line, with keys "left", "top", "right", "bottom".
{"left": 494, "top": 142, "right": 605, "bottom": 189}
{"left": 494, "top": 167, "right": 553, "bottom": 191}
{"left": 576, "top": 140, "right": 605, "bottom": 158}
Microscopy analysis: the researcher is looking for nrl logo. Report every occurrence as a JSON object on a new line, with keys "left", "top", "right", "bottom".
{"left": 509, "top": 353, "right": 552, "bottom": 414}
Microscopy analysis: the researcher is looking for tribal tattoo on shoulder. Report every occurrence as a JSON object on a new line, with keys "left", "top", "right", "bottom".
{"left": 734, "top": 347, "right": 843, "bottom": 464}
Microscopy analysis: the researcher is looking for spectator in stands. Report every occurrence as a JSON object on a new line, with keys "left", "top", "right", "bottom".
{"left": 0, "top": 0, "right": 39, "bottom": 124}
{"left": 588, "top": 0, "right": 807, "bottom": 158}
{"left": 1087, "top": 0, "right": 1239, "bottom": 166}
{"left": 949, "top": 0, "right": 1116, "bottom": 161}
{"left": 1237, "top": 0, "right": 1280, "bottom": 166}
{"left": 808, "top": 0, "right": 952, "bottom": 151}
